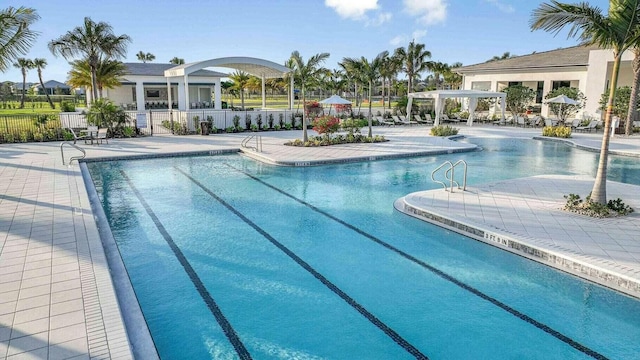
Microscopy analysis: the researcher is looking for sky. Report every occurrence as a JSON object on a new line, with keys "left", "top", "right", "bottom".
{"left": 3, "top": 0, "right": 611, "bottom": 83}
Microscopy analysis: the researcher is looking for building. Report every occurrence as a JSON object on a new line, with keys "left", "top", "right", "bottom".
{"left": 33, "top": 80, "right": 72, "bottom": 95}
{"left": 456, "top": 45, "right": 636, "bottom": 118}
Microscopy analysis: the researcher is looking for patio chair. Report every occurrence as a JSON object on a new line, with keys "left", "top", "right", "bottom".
{"left": 377, "top": 116, "right": 394, "bottom": 126}
{"left": 441, "top": 114, "right": 459, "bottom": 123}
{"left": 569, "top": 119, "right": 581, "bottom": 129}
{"left": 415, "top": 114, "right": 433, "bottom": 125}
{"left": 96, "top": 128, "right": 109, "bottom": 144}
{"left": 528, "top": 116, "right": 541, "bottom": 127}
{"left": 516, "top": 116, "right": 527, "bottom": 127}
{"left": 85, "top": 126, "right": 98, "bottom": 145}
{"left": 575, "top": 120, "right": 598, "bottom": 132}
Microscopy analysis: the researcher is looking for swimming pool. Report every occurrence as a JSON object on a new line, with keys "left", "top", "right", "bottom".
{"left": 88, "top": 138, "right": 640, "bottom": 359}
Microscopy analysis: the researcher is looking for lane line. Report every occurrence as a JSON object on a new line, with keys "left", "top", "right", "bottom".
{"left": 224, "top": 163, "right": 609, "bottom": 360}
{"left": 176, "top": 167, "right": 429, "bottom": 360}
{"left": 120, "top": 170, "right": 252, "bottom": 360}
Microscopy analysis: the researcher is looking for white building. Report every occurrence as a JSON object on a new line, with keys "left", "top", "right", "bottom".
{"left": 457, "top": 45, "right": 636, "bottom": 118}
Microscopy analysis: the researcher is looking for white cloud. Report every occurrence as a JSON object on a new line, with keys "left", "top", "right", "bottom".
{"left": 412, "top": 29, "right": 427, "bottom": 41}
{"left": 485, "top": 0, "right": 515, "bottom": 13}
{"left": 366, "top": 12, "right": 392, "bottom": 26}
{"left": 390, "top": 35, "right": 406, "bottom": 47}
{"left": 325, "top": 0, "right": 379, "bottom": 20}
{"left": 403, "top": 0, "right": 447, "bottom": 25}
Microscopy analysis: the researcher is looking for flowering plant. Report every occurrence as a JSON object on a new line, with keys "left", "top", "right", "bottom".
{"left": 312, "top": 116, "right": 340, "bottom": 136}
{"left": 305, "top": 101, "right": 323, "bottom": 117}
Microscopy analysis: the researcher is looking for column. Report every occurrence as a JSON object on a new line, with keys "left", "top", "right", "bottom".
{"left": 166, "top": 78, "right": 173, "bottom": 110}
{"left": 135, "top": 81, "right": 145, "bottom": 112}
{"left": 184, "top": 75, "right": 190, "bottom": 110}
{"left": 214, "top": 81, "right": 221, "bottom": 109}
{"left": 177, "top": 80, "right": 185, "bottom": 110}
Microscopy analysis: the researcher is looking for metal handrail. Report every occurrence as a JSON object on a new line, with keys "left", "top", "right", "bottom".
{"left": 60, "top": 142, "right": 86, "bottom": 165}
{"left": 241, "top": 135, "right": 262, "bottom": 152}
{"left": 431, "top": 159, "right": 468, "bottom": 192}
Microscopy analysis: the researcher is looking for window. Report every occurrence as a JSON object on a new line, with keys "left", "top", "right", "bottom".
{"left": 146, "top": 90, "right": 160, "bottom": 98}
{"left": 536, "top": 81, "right": 544, "bottom": 103}
{"left": 552, "top": 81, "right": 571, "bottom": 90}
{"left": 508, "top": 81, "right": 522, "bottom": 87}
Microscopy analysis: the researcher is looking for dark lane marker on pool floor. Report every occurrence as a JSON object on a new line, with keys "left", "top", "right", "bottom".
{"left": 224, "top": 163, "right": 609, "bottom": 360}
{"left": 120, "top": 170, "right": 253, "bottom": 360}
{"left": 175, "top": 166, "right": 429, "bottom": 360}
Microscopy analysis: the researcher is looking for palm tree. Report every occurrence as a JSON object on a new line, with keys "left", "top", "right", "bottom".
{"left": 625, "top": 48, "right": 640, "bottom": 135}
{"left": 531, "top": 0, "right": 640, "bottom": 204}
{"left": 429, "top": 61, "right": 450, "bottom": 90}
{"left": 13, "top": 57, "right": 33, "bottom": 108}
{"left": 290, "top": 51, "right": 330, "bottom": 142}
{"left": 0, "top": 6, "right": 39, "bottom": 72}
{"left": 169, "top": 57, "right": 185, "bottom": 65}
{"left": 67, "top": 58, "right": 127, "bottom": 98}
{"left": 229, "top": 70, "right": 251, "bottom": 109}
{"left": 136, "top": 51, "right": 155, "bottom": 63}
{"left": 443, "top": 62, "right": 463, "bottom": 89}
{"left": 393, "top": 41, "right": 432, "bottom": 93}
{"left": 342, "top": 51, "right": 388, "bottom": 137}
{"left": 487, "top": 52, "right": 515, "bottom": 62}
{"left": 48, "top": 17, "right": 131, "bottom": 101}
{"left": 33, "top": 58, "right": 54, "bottom": 109}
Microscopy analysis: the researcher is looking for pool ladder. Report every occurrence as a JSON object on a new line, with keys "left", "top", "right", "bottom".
{"left": 60, "top": 142, "right": 86, "bottom": 165}
{"left": 431, "top": 160, "right": 467, "bottom": 192}
{"left": 241, "top": 135, "right": 262, "bottom": 152}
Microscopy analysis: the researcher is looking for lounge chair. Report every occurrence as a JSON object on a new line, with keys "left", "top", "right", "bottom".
{"left": 575, "top": 120, "right": 598, "bottom": 132}
{"left": 528, "top": 116, "right": 541, "bottom": 127}
{"left": 377, "top": 116, "right": 394, "bottom": 126}
{"left": 96, "top": 128, "right": 109, "bottom": 144}
{"left": 84, "top": 126, "right": 98, "bottom": 145}
{"left": 397, "top": 115, "right": 417, "bottom": 126}
{"left": 392, "top": 115, "right": 404, "bottom": 125}
{"left": 516, "top": 116, "right": 527, "bottom": 127}
{"left": 415, "top": 114, "right": 433, "bottom": 125}
{"left": 569, "top": 119, "right": 581, "bottom": 129}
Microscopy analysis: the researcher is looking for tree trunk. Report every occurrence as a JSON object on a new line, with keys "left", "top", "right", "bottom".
{"left": 626, "top": 49, "right": 640, "bottom": 136}
{"left": 302, "top": 89, "right": 308, "bottom": 143}
{"left": 90, "top": 67, "right": 99, "bottom": 101}
{"left": 20, "top": 70, "right": 26, "bottom": 109}
{"left": 38, "top": 70, "right": 55, "bottom": 109}
{"left": 591, "top": 54, "right": 621, "bottom": 204}
{"left": 368, "top": 80, "right": 373, "bottom": 138}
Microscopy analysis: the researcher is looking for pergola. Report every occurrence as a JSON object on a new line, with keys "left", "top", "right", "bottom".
{"left": 407, "top": 90, "right": 506, "bottom": 126}
{"left": 164, "top": 57, "right": 292, "bottom": 110}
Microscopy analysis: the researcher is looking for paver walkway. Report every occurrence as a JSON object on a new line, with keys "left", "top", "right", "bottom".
{"left": 0, "top": 125, "right": 638, "bottom": 358}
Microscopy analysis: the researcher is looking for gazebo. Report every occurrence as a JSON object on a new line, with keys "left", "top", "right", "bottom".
{"left": 164, "top": 57, "right": 292, "bottom": 111}
{"left": 407, "top": 90, "right": 506, "bottom": 126}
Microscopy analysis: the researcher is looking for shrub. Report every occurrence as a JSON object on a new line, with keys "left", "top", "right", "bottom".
{"left": 226, "top": 126, "right": 235, "bottom": 133}
{"left": 279, "top": 113, "right": 285, "bottom": 128}
{"left": 250, "top": 124, "right": 258, "bottom": 131}
{"left": 312, "top": 116, "right": 340, "bottom": 137}
{"left": 274, "top": 124, "right": 281, "bottom": 131}
{"left": 430, "top": 125, "right": 459, "bottom": 136}
{"left": 564, "top": 193, "right": 634, "bottom": 217}
{"left": 284, "top": 123, "right": 292, "bottom": 130}
{"left": 232, "top": 115, "right": 241, "bottom": 129}
{"left": 60, "top": 101, "right": 75, "bottom": 112}
{"left": 268, "top": 113, "right": 274, "bottom": 129}
{"left": 122, "top": 126, "right": 135, "bottom": 138}
{"left": 284, "top": 134, "right": 387, "bottom": 147}
{"left": 542, "top": 126, "right": 571, "bottom": 138}
{"left": 245, "top": 114, "right": 252, "bottom": 130}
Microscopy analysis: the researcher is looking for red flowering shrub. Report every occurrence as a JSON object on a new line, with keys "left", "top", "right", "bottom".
{"left": 312, "top": 116, "right": 340, "bottom": 136}
{"left": 305, "top": 101, "right": 323, "bottom": 117}
{"left": 334, "top": 104, "right": 352, "bottom": 114}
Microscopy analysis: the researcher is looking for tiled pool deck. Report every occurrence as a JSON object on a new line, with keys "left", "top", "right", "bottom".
{"left": 0, "top": 125, "right": 638, "bottom": 359}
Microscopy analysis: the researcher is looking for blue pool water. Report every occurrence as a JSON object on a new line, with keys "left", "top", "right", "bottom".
{"left": 88, "top": 138, "right": 640, "bottom": 359}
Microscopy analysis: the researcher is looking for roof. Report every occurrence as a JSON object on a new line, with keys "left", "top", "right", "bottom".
{"left": 457, "top": 44, "right": 600, "bottom": 73}
{"left": 408, "top": 90, "right": 506, "bottom": 99}
{"left": 124, "top": 63, "right": 227, "bottom": 77}
{"left": 39, "top": 80, "right": 70, "bottom": 89}
{"left": 164, "top": 57, "right": 291, "bottom": 78}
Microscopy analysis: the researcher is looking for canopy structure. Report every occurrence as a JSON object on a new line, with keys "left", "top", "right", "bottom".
{"left": 319, "top": 95, "right": 352, "bottom": 115}
{"left": 164, "top": 57, "right": 292, "bottom": 110}
{"left": 407, "top": 90, "right": 506, "bottom": 126}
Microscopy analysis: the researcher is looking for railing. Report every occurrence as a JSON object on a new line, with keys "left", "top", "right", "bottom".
{"left": 431, "top": 160, "right": 467, "bottom": 192}
{"left": 60, "top": 142, "right": 86, "bottom": 165}
{"left": 241, "top": 135, "right": 262, "bottom": 152}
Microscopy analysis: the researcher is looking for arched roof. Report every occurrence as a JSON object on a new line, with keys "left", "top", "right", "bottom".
{"left": 164, "top": 56, "right": 291, "bottom": 79}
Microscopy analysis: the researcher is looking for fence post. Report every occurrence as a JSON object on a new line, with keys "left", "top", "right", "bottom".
{"left": 170, "top": 110, "right": 174, "bottom": 135}
{"left": 150, "top": 111, "right": 154, "bottom": 136}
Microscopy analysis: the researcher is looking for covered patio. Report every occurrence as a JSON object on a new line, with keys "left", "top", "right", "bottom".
{"left": 164, "top": 57, "right": 292, "bottom": 111}
{"left": 407, "top": 90, "right": 506, "bottom": 126}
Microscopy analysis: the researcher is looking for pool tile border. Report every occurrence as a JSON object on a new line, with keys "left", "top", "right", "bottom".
{"left": 533, "top": 136, "right": 640, "bottom": 158}
{"left": 394, "top": 198, "right": 640, "bottom": 299}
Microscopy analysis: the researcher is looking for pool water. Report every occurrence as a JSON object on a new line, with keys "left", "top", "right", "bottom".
{"left": 88, "top": 138, "right": 640, "bottom": 359}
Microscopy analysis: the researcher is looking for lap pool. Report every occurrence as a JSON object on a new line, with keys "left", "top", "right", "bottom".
{"left": 87, "top": 138, "right": 640, "bottom": 359}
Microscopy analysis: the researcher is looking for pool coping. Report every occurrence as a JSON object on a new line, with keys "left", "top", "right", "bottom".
{"left": 394, "top": 189, "right": 640, "bottom": 300}
{"left": 533, "top": 136, "right": 640, "bottom": 158}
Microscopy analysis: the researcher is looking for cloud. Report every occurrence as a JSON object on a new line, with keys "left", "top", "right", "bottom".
{"left": 485, "top": 0, "right": 515, "bottom": 13}
{"left": 390, "top": 35, "right": 406, "bottom": 47}
{"left": 412, "top": 29, "right": 427, "bottom": 41}
{"left": 366, "top": 12, "right": 392, "bottom": 26}
{"left": 325, "top": 0, "right": 379, "bottom": 20}
{"left": 403, "top": 0, "right": 447, "bottom": 25}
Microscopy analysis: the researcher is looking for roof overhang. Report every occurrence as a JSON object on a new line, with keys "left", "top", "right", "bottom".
{"left": 164, "top": 56, "right": 291, "bottom": 78}
{"left": 408, "top": 90, "right": 506, "bottom": 100}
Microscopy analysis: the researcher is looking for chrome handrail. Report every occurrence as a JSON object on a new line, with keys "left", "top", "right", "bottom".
{"left": 241, "top": 135, "right": 262, "bottom": 152}
{"left": 431, "top": 159, "right": 468, "bottom": 192}
{"left": 60, "top": 142, "right": 86, "bottom": 165}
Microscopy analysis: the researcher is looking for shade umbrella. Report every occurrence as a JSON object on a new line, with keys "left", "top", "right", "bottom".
{"left": 319, "top": 95, "right": 352, "bottom": 115}
{"left": 546, "top": 95, "right": 578, "bottom": 122}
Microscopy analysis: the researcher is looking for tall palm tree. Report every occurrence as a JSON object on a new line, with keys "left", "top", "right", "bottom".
{"left": 531, "top": 0, "right": 640, "bottom": 204}
{"left": 67, "top": 58, "right": 127, "bottom": 98}
{"left": 290, "top": 51, "right": 330, "bottom": 142}
{"left": 342, "top": 51, "right": 388, "bottom": 137}
{"left": 136, "top": 51, "right": 155, "bottom": 63}
{"left": 393, "top": 41, "right": 432, "bottom": 93}
{"left": 13, "top": 57, "right": 33, "bottom": 108}
{"left": 0, "top": 6, "right": 39, "bottom": 72}
{"left": 229, "top": 70, "right": 251, "bottom": 109}
{"left": 443, "top": 62, "right": 463, "bottom": 90}
{"left": 48, "top": 17, "right": 131, "bottom": 101}
{"left": 429, "top": 61, "right": 450, "bottom": 90}
{"left": 169, "top": 57, "right": 185, "bottom": 65}
{"left": 33, "top": 58, "right": 54, "bottom": 109}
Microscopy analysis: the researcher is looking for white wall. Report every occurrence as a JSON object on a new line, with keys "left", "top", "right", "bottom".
{"left": 584, "top": 49, "right": 635, "bottom": 118}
